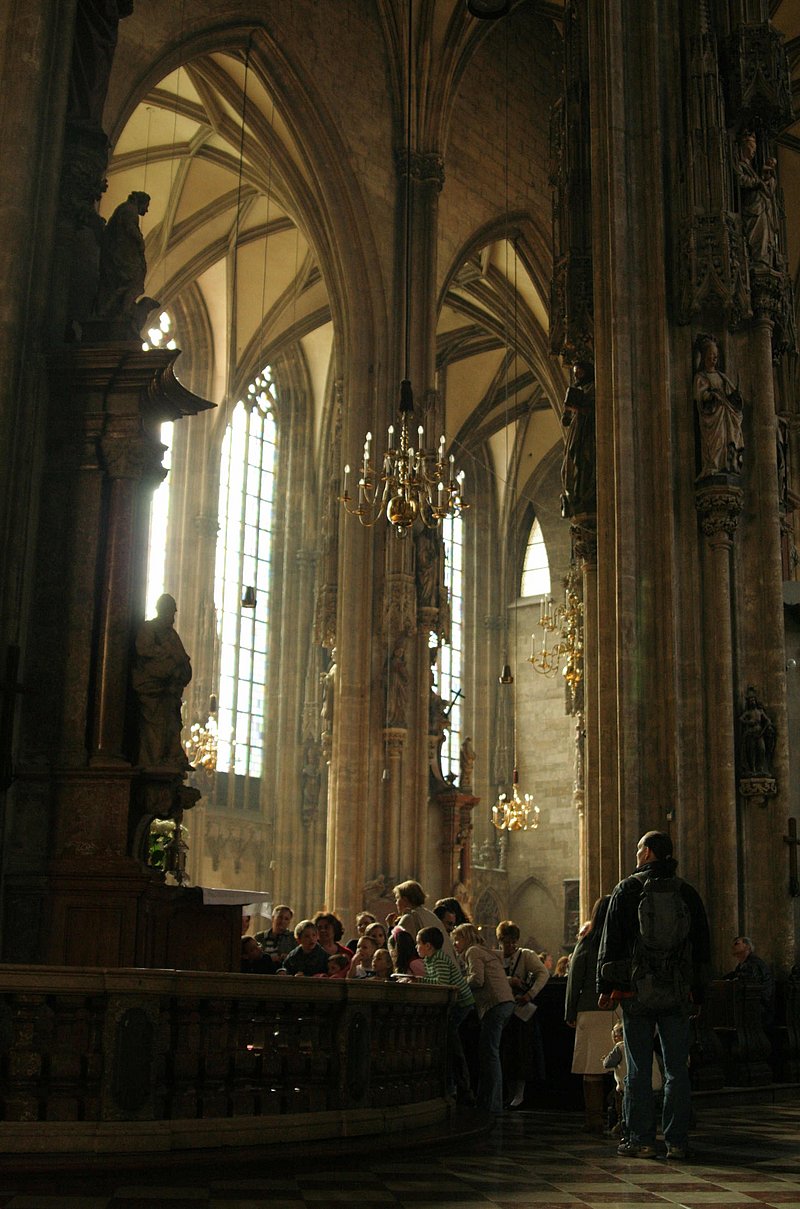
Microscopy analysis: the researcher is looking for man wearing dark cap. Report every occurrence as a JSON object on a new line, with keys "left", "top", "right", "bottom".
{"left": 597, "top": 831, "right": 711, "bottom": 1160}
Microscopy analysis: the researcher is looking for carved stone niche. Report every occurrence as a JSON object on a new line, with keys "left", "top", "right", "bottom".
{"left": 720, "top": 23, "right": 793, "bottom": 134}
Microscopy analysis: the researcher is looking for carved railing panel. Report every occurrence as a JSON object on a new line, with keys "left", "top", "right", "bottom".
{"left": 0, "top": 970, "right": 450, "bottom": 1128}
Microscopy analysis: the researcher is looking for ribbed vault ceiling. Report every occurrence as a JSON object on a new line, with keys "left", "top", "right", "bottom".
{"left": 101, "top": 8, "right": 564, "bottom": 514}
{"left": 101, "top": 0, "right": 800, "bottom": 520}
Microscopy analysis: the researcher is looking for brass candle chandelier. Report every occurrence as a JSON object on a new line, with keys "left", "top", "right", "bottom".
{"left": 341, "top": 381, "right": 467, "bottom": 535}
{"left": 492, "top": 768, "right": 540, "bottom": 831}
{"left": 528, "top": 564, "right": 584, "bottom": 706}
{"left": 340, "top": 0, "right": 467, "bottom": 538}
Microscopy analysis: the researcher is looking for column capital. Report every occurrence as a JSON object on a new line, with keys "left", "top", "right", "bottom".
{"left": 395, "top": 149, "right": 445, "bottom": 191}
{"left": 695, "top": 483, "right": 743, "bottom": 542}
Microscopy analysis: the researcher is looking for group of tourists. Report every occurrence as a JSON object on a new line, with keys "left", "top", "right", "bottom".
{"left": 242, "top": 833, "right": 767, "bottom": 1156}
{"left": 241, "top": 880, "right": 554, "bottom": 1115}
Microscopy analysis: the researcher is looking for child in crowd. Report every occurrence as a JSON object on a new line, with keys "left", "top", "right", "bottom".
{"left": 241, "top": 936, "right": 273, "bottom": 973}
{"left": 389, "top": 926, "right": 425, "bottom": 978}
{"left": 344, "top": 911, "right": 376, "bottom": 953}
{"left": 371, "top": 948, "right": 393, "bottom": 980}
{"left": 603, "top": 1020, "right": 627, "bottom": 1137}
{"left": 602, "top": 1018, "right": 663, "bottom": 1138}
{"left": 280, "top": 920, "right": 329, "bottom": 976}
{"left": 365, "top": 921, "right": 389, "bottom": 949}
{"left": 348, "top": 935, "right": 379, "bottom": 978}
{"left": 326, "top": 953, "right": 350, "bottom": 978}
{"left": 416, "top": 926, "right": 476, "bottom": 1102}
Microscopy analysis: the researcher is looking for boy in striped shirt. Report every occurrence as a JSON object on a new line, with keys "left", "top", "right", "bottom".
{"left": 416, "top": 926, "right": 475, "bottom": 1103}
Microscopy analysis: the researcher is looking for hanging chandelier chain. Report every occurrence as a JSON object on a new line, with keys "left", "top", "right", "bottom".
{"left": 528, "top": 564, "right": 584, "bottom": 704}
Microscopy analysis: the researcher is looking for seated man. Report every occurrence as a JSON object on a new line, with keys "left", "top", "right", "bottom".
{"left": 723, "top": 935, "right": 775, "bottom": 1027}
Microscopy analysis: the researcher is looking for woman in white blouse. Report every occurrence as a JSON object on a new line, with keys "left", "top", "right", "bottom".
{"left": 452, "top": 923, "right": 514, "bottom": 1114}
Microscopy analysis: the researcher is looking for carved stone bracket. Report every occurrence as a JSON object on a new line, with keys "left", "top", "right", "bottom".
{"left": 695, "top": 483, "right": 743, "bottom": 540}
{"left": 571, "top": 516, "right": 597, "bottom": 568}
{"left": 739, "top": 774, "right": 777, "bottom": 806}
{"left": 100, "top": 419, "right": 152, "bottom": 483}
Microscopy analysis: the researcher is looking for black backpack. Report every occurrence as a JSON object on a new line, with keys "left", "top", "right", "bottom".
{"left": 627, "top": 873, "right": 692, "bottom": 1015}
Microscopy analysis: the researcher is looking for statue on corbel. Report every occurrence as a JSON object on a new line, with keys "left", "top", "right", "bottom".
{"left": 560, "top": 359, "right": 596, "bottom": 519}
{"left": 320, "top": 647, "right": 336, "bottom": 763}
{"left": 132, "top": 593, "right": 193, "bottom": 773}
{"left": 428, "top": 646, "right": 451, "bottom": 786}
{"left": 734, "top": 127, "right": 780, "bottom": 273}
{"left": 693, "top": 334, "right": 744, "bottom": 480}
{"left": 385, "top": 636, "right": 410, "bottom": 729}
{"left": 738, "top": 685, "right": 777, "bottom": 806}
{"left": 415, "top": 528, "right": 450, "bottom": 644}
{"left": 301, "top": 735, "right": 322, "bottom": 826}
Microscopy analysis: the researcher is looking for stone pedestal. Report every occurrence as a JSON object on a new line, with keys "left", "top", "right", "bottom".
{"left": 3, "top": 341, "right": 216, "bottom": 968}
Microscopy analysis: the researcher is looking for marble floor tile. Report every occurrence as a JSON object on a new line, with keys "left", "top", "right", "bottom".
{"left": 2, "top": 1100, "right": 800, "bottom": 1209}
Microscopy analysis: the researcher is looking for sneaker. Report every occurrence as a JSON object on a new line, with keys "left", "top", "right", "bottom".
{"left": 666, "top": 1145, "right": 689, "bottom": 1160}
{"left": 617, "top": 1141, "right": 656, "bottom": 1158}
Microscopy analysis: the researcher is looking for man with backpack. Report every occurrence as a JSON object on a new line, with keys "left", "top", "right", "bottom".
{"left": 597, "top": 830, "right": 711, "bottom": 1160}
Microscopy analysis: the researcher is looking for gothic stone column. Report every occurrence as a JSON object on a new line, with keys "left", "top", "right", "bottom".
{"left": 696, "top": 484, "right": 743, "bottom": 956}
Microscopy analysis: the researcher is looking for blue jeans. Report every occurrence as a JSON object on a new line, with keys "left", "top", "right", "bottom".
{"left": 447, "top": 1002, "right": 474, "bottom": 1096}
{"left": 477, "top": 1001, "right": 515, "bottom": 1114}
{"left": 621, "top": 1003, "right": 691, "bottom": 1149}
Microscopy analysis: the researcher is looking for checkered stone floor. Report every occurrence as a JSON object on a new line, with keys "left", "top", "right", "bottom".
{"left": 3, "top": 1101, "right": 800, "bottom": 1209}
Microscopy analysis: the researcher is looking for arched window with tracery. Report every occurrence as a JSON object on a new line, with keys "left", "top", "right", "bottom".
{"left": 520, "top": 516, "right": 551, "bottom": 598}
{"left": 213, "top": 367, "right": 278, "bottom": 808}
{"left": 436, "top": 512, "right": 464, "bottom": 780}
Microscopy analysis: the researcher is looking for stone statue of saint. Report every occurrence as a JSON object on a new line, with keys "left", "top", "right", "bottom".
{"left": 320, "top": 648, "right": 336, "bottom": 759}
{"left": 560, "top": 360, "right": 596, "bottom": 518}
{"left": 95, "top": 190, "right": 158, "bottom": 330}
{"left": 693, "top": 334, "right": 744, "bottom": 478}
{"left": 734, "top": 128, "right": 779, "bottom": 269}
{"left": 301, "top": 736, "right": 322, "bottom": 823}
{"left": 415, "top": 530, "right": 440, "bottom": 609}
{"left": 459, "top": 736, "right": 476, "bottom": 791}
{"left": 739, "top": 686, "right": 776, "bottom": 777}
{"left": 386, "top": 638, "right": 409, "bottom": 728}
{"left": 132, "top": 594, "right": 192, "bottom": 770}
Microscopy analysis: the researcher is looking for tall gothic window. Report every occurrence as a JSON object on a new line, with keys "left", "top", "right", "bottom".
{"left": 143, "top": 312, "right": 178, "bottom": 614}
{"left": 214, "top": 368, "right": 277, "bottom": 806}
{"left": 437, "top": 512, "right": 464, "bottom": 780}
{"left": 520, "top": 516, "right": 550, "bottom": 598}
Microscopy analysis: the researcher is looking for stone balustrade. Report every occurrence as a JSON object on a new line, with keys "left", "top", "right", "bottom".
{"left": 0, "top": 966, "right": 452, "bottom": 1157}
